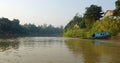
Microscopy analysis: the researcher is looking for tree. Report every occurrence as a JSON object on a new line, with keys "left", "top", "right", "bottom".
{"left": 114, "top": 0, "right": 120, "bottom": 17}
{"left": 11, "top": 19, "right": 21, "bottom": 34}
{"left": 0, "top": 18, "right": 12, "bottom": 34}
{"left": 84, "top": 5, "right": 103, "bottom": 28}
{"left": 64, "top": 14, "right": 86, "bottom": 32}
{"left": 0, "top": 17, "right": 63, "bottom": 36}
{"left": 115, "top": 0, "right": 120, "bottom": 10}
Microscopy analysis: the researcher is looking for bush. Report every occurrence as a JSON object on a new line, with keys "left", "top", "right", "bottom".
{"left": 88, "top": 17, "right": 120, "bottom": 37}
{"left": 63, "top": 29, "right": 87, "bottom": 38}
{"left": 64, "top": 17, "right": 120, "bottom": 38}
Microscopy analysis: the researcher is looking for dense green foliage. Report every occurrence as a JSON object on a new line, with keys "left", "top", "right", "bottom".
{"left": 0, "top": 17, "right": 63, "bottom": 37}
{"left": 0, "top": 18, "right": 23, "bottom": 35}
{"left": 64, "top": 2, "right": 120, "bottom": 38}
{"left": 114, "top": 0, "right": 120, "bottom": 17}
{"left": 88, "top": 17, "right": 120, "bottom": 37}
{"left": 63, "top": 29, "right": 86, "bottom": 38}
{"left": 84, "top": 5, "right": 103, "bottom": 28}
{"left": 115, "top": 0, "right": 120, "bottom": 10}
{"left": 64, "top": 5, "right": 103, "bottom": 38}
{"left": 64, "top": 14, "right": 86, "bottom": 32}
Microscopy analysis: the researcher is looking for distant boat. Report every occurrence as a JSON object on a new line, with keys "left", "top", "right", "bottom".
{"left": 92, "top": 32, "right": 111, "bottom": 39}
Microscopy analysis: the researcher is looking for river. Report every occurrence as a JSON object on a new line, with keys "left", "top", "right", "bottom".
{"left": 0, "top": 37, "right": 120, "bottom": 63}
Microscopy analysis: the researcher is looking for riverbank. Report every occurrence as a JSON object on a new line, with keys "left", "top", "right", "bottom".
{"left": 64, "top": 35, "right": 120, "bottom": 41}
{"left": 109, "top": 36, "right": 120, "bottom": 40}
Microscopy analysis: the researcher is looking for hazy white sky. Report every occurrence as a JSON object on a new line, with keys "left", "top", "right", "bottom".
{"left": 0, "top": 0, "right": 116, "bottom": 26}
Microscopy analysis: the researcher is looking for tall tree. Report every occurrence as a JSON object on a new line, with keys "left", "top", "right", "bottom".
{"left": 84, "top": 5, "right": 103, "bottom": 28}
{"left": 0, "top": 18, "right": 12, "bottom": 34}
{"left": 115, "top": 0, "right": 120, "bottom": 10}
{"left": 114, "top": 0, "right": 120, "bottom": 17}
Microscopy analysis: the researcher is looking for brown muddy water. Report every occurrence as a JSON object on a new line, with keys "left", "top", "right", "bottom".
{"left": 0, "top": 37, "right": 120, "bottom": 63}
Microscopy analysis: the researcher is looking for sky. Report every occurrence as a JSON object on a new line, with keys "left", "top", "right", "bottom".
{"left": 0, "top": 0, "right": 116, "bottom": 27}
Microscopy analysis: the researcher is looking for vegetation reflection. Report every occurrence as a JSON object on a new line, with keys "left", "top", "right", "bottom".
{"left": 65, "top": 39, "right": 120, "bottom": 63}
{"left": 0, "top": 39, "right": 19, "bottom": 52}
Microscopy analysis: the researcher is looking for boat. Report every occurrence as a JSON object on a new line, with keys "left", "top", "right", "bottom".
{"left": 92, "top": 32, "right": 111, "bottom": 39}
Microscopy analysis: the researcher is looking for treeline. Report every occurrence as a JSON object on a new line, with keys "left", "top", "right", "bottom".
{"left": 64, "top": 0, "right": 120, "bottom": 38}
{"left": 0, "top": 17, "right": 63, "bottom": 37}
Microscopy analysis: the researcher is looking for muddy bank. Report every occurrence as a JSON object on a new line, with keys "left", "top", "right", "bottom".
{"left": 109, "top": 36, "right": 120, "bottom": 40}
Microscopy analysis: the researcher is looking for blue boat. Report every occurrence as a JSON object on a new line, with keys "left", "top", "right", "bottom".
{"left": 92, "top": 32, "right": 111, "bottom": 39}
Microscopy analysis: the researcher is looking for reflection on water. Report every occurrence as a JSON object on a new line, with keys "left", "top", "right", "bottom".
{"left": 0, "top": 37, "right": 120, "bottom": 63}
{"left": 0, "top": 39, "right": 19, "bottom": 52}
{"left": 65, "top": 39, "right": 120, "bottom": 63}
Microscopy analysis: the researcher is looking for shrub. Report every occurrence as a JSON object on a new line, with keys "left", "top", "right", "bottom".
{"left": 63, "top": 29, "right": 87, "bottom": 38}
{"left": 88, "top": 17, "right": 120, "bottom": 37}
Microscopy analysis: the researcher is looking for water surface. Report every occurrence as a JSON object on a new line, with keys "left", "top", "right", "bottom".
{"left": 0, "top": 37, "right": 120, "bottom": 63}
